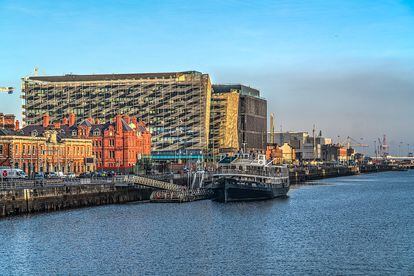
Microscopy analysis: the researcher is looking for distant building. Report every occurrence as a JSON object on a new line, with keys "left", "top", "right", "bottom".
{"left": 22, "top": 71, "right": 211, "bottom": 153}
{"left": 211, "top": 84, "right": 267, "bottom": 153}
{"left": 280, "top": 143, "right": 296, "bottom": 163}
{"left": 266, "top": 144, "right": 283, "bottom": 164}
{"left": 321, "top": 144, "right": 348, "bottom": 162}
{"left": 269, "top": 131, "right": 332, "bottom": 161}
{"left": 0, "top": 113, "right": 17, "bottom": 130}
{"left": 266, "top": 143, "right": 296, "bottom": 164}
{"left": 0, "top": 119, "right": 94, "bottom": 175}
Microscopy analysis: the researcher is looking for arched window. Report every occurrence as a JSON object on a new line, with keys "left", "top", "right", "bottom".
{"left": 72, "top": 130, "right": 77, "bottom": 136}
{"left": 94, "top": 129, "right": 100, "bottom": 136}
{"left": 31, "top": 130, "right": 38, "bottom": 137}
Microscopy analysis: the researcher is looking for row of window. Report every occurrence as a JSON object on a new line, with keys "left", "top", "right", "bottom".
{"left": 10, "top": 144, "right": 91, "bottom": 156}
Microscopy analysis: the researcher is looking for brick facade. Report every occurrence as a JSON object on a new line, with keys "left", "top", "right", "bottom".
{"left": 0, "top": 113, "right": 17, "bottom": 130}
{"left": 58, "top": 114, "right": 151, "bottom": 171}
{"left": 0, "top": 129, "right": 94, "bottom": 176}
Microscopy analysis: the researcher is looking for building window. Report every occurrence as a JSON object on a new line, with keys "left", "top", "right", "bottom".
{"left": 94, "top": 129, "right": 100, "bottom": 136}
{"left": 72, "top": 130, "right": 77, "bottom": 136}
{"left": 31, "top": 130, "right": 38, "bottom": 137}
{"left": 0, "top": 145, "right": 3, "bottom": 155}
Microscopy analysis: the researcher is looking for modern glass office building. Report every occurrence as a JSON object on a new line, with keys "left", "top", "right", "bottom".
{"left": 22, "top": 71, "right": 211, "bottom": 152}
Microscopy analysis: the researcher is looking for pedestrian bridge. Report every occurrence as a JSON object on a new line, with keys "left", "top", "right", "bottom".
{"left": 120, "top": 175, "right": 185, "bottom": 191}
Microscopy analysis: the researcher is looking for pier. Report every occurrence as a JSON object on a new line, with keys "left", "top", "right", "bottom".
{"left": 0, "top": 183, "right": 153, "bottom": 218}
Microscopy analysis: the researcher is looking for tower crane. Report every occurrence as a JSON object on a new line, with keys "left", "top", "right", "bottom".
{"left": 0, "top": 87, "right": 14, "bottom": 94}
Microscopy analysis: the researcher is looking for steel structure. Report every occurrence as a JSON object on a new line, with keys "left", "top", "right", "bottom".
{"left": 0, "top": 87, "right": 14, "bottom": 94}
{"left": 21, "top": 71, "right": 212, "bottom": 152}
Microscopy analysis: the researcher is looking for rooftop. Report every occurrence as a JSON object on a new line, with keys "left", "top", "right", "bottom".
{"left": 212, "top": 84, "right": 260, "bottom": 98}
{"left": 25, "top": 71, "right": 204, "bottom": 82}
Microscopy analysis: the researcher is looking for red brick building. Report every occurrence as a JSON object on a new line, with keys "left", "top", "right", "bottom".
{"left": 58, "top": 114, "right": 151, "bottom": 171}
{"left": 0, "top": 113, "right": 18, "bottom": 130}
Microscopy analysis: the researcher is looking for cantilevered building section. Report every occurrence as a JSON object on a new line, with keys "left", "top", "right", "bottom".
{"left": 211, "top": 84, "right": 267, "bottom": 153}
{"left": 22, "top": 71, "right": 211, "bottom": 152}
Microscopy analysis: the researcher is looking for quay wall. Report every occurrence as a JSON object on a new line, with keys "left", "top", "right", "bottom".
{"left": 0, "top": 184, "right": 152, "bottom": 219}
{"left": 289, "top": 164, "right": 392, "bottom": 184}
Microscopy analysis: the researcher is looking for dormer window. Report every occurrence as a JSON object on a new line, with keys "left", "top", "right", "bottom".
{"left": 31, "top": 130, "right": 38, "bottom": 137}
{"left": 72, "top": 130, "right": 77, "bottom": 136}
{"left": 94, "top": 129, "right": 100, "bottom": 136}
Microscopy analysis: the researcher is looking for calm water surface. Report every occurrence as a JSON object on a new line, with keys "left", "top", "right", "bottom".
{"left": 1, "top": 171, "right": 413, "bottom": 275}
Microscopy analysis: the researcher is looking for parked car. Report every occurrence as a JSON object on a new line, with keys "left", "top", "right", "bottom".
{"left": 107, "top": 171, "right": 116, "bottom": 177}
{"left": 66, "top": 172, "right": 76, "bottom": 179}
{"left": 56, "top": 172, "right": 65, "bottom": 178}
{"left": 94, "top": 171, "right": 107, "bottom": 177}
{"left": 44, "top": 172, "right": 58, "bottom": 179}
{"left": 34, "top": 172, "right": 45, "bottom": 185}
{"left": 0, "top": 168, "right": 28, "bottom": 179}
{"left": 79, "top": 172, "right": 92, "bottom": 178}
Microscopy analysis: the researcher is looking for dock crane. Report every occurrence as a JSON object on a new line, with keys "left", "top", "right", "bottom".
{"left": 0, "top": 87, "right": 14, "bottom": 94}
{"left": 377, "top": 135, "right": 389, "bottom": 157}
{"left": 340, "top": 136, "right": 369, "bottom": 149}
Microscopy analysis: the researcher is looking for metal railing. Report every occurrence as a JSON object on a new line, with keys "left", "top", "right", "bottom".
{"left": 121, "top": 175, "right": 185, "bottom": 191}
{"left": 0, "top": 177, "right": 122, "bottom": 190}
{"left": 215, "top": 168, "right": 289, "bottom": 178}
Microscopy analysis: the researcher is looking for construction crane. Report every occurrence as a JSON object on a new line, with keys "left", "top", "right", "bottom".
{"left": 340, "top": 136, "right": 369, "bottom": 149}
{"left": 377, "top": 134, "right": 389, "bottom": 157}
{"left": 0, "top": 87, "right": 14, "bottom": 94}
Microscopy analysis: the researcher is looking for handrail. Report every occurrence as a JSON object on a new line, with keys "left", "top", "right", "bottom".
{"left": 123, "top": 175, "right": 184, "bottom": 191}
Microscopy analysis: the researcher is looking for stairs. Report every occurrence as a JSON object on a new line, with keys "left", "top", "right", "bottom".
{"left": 121, "top": 175, "right": 184, "bottom": 191}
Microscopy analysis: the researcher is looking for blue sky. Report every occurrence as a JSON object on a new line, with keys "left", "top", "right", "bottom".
{"left": 1, "top": 0, "right": 413, "bottom": 154}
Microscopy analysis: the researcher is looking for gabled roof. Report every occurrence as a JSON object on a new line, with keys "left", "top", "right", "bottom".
{"left": 18, "top": 117, "right": 148, "bottom": 139}
{"left": 79, "top": 119, "right": 93, "bottom": 127}
{"left": 0, "top": 128, "right": 22, "bottom": 136}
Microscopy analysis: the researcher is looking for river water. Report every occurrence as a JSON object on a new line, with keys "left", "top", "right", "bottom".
{"left": 1, "top": 171, "right": 413, "bottom": 275}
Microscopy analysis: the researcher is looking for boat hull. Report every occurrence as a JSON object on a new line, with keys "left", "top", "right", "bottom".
{"left": 211, "top": 178, "right": 289, "bottom": 203}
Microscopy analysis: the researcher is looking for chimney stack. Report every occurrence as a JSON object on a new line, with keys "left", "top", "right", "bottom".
{"left": 14, "top": 120, "right": 20, "bottom": 131}
{"left": 62, "top": 117, "right": 68, "bottom": 125}
{"left": 42, "top": 114, "right": 50, "bottom": 128}
{"left": 53, "top": 121, "right": 61, "bottom": 129}
{"left": 95, "top": 118, "right": 100, "bottom": 124}
{"left": 115, "top": 115, "right": 123, "bottom": 134}
{"left": 69, "top": 113, "right": 76, "bottom": 127}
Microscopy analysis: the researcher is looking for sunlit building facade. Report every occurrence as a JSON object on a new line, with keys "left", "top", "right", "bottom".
{"left": 22, "top": 71, "right": 211, "bottom": 153}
